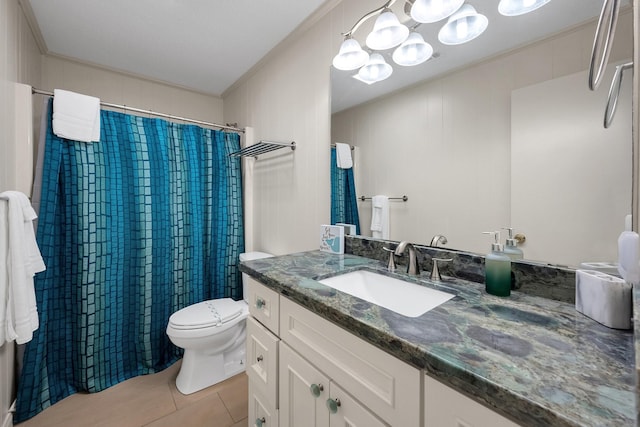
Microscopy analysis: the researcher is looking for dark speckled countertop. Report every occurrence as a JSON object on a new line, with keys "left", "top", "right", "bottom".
{"left": 240, "top": 251, "right": 635, "bottom": 427}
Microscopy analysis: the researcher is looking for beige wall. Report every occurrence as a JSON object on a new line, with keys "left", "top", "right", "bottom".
{"left": 332, "top": 9, "right": 633, "bottom": 264}
{"left": 223, "top": 0, "right": 372, "bottom": 255}
{"left": 0, "top": 1, "right": 41, "bottom": 425}
{"left": 41, "top": 56, "right": 224, "bottom": 124}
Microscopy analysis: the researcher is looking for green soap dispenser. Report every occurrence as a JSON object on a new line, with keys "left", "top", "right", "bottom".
{"left": 502, "top": 227, "right": 524, "bottom": 260}
{"left": 483, "top": 231, "right": 511, "bottom": 297}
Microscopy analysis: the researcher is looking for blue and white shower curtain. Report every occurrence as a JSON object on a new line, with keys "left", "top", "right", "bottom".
{"left": 15, "top": 101, "right": 245, "bottom": 422}
{"left": 330, "top": 147, "right": 360, "bottom": 234}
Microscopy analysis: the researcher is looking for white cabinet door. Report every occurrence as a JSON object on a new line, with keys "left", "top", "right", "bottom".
{"left": 279, "top": 342, "right": 330, "bottom": 427}
{"left": 424, "top": 376, "right": 520, "bottom": 427}
{"left": 328, "top": 382, "right": 388, "bottom": 427}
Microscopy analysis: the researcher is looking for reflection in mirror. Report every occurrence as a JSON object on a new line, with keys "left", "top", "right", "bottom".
{"left": 331, "top": 5, "right": 633, "bottom": 268}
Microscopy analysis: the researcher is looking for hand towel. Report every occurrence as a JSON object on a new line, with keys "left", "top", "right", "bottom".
{"left": 335, "top": 143, "right": 353, "bottom": 169}
{"left": 0, "top": 191, "right": 46, "bottom": 345}
{"left": 53, "top": 89, "right": 101, "bottom": 142}
{"left": 370, "top": 195, "right": 389, "bottom": 239}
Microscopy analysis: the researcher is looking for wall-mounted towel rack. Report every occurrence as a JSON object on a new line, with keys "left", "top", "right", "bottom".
{"left": 359, "top": 195, "right": 408, "bottom": 202}
{"left": 229, "top": 140, "right": 296, "bottom": 158}
{"left": 331, "top": 143, "right": 354, "bottom": 150}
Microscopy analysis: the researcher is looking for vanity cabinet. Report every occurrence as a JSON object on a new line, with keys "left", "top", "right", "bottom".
{"left": 246, "top": 278, "right": 421, "bottom": 427}
{"left": 424, "top": 375, "right": 520, "bottom": 427}
{"left": 246, "top": 277, "right": 520, "bottom": 427}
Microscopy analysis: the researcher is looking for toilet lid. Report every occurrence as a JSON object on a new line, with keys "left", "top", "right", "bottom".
{"left": 169, "top": 299, "right": 244, "bottom": 330}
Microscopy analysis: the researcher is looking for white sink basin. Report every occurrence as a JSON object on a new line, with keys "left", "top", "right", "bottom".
{"left": 318, "top": 270, "right": 454, "bottom": 317}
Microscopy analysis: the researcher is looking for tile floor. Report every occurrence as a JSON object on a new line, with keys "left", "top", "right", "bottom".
{"left": 17, "top": 360, "right": 248, "bottom": 427}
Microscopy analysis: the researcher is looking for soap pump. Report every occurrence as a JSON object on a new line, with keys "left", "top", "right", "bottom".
{"left": 483, "top": 231, "right": 511, "bottom": 297}
{"left": 502, "top": 227, "right": 524, "bottom": 260}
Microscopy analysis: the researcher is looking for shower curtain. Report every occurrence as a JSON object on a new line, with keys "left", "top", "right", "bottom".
{"left": 330, "top": 147, "right": 360, "bottom": 234}
{"left": 15, "top": 101, "right": 245, "bottom": 422}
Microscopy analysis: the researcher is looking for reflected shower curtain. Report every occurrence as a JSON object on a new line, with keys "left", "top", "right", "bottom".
{"left": 330, "top": 147, "right": 360, "bottom": 234}
{"left": 15, "top": 102, "right": 244, "bottom": 422}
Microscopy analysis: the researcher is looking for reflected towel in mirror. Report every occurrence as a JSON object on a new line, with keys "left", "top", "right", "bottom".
{"left": 371, "top": 195, "right": 389, "bottom": 239}
{"left": 335, "top": 142, "right": 352, "bottom": 169}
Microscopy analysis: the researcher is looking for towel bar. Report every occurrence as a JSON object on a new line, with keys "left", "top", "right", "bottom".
{"left": 359, "top": 195, "right": 408, "bottom": 202}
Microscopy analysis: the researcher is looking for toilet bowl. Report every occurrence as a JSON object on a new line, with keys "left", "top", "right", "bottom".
{"left": 166, "top": 251, "right": 274, "bottom": 394}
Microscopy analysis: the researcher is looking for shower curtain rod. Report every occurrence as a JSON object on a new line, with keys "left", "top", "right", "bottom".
{"left": 31, "top": 88, "right": 245, "bottom": 133}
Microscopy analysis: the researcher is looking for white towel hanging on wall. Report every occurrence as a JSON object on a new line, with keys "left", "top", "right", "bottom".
{"left": 0, "top": 191, "right": 46, "bottom": 346}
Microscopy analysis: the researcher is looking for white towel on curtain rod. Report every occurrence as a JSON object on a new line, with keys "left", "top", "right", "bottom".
{"left": 52, "top": 89, "right": 101, "bottom": 142}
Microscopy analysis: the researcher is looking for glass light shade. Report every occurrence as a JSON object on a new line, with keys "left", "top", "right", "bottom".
{"left": 410, "top": 0, "right": 465, "bottom": 24}
{"left": 358, "top": 53, "right": 393, "bottom": 83}
{"left": 332, "top": 38, "right": 370, "bottom": 71}
{"left": 498, "top": 0, "right": 551, "bottom": 16}
{"left": 438, "top": 4, "right": 488, "bottom": 45}
{"left": 392, "top": 33, "right": 433, "bottom": 66}
{"left": 365, "top": 11, "right": 410, "bottom": 51}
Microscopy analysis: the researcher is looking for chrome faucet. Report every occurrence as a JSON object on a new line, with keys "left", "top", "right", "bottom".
{"left": 430, "top": 234, "right": 448, "bottom": 247}
{"left": 394, "top": 241, "right": 420, "bottom": 275}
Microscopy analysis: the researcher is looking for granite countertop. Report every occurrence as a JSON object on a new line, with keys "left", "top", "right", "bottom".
{"left": 239, "top": 251, "right": 635, "bottom": 427}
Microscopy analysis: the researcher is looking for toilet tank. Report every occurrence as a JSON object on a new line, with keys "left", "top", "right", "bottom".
{"left": 239, "top": 252, "right": 274, "bottom": 301}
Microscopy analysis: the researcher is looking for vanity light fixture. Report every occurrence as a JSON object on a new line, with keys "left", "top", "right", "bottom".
{"left": 358, "top": 53, "right": 393, "bottom": 83}
{"left": 438, "top": 4, "right": 488, "bottom": 45}
{"left": 410, "top": 0, "right": 465, "bottom": 24}
{"left": 498, "top": 0, "right": 552, "bottom": 16}
{"left": 392, "top": 32, "right": 434, "bottom": 66}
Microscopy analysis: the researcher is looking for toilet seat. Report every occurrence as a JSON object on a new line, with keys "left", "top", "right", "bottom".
{"left": 169, "top": 299, "right": 244, "bottom": 330}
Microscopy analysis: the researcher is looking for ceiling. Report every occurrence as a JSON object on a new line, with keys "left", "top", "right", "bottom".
{"left": 24, "top": 0, "right": 628, "bottom": 111}
{"left": 24, "top": 0, "right": 330, "bottom": 96}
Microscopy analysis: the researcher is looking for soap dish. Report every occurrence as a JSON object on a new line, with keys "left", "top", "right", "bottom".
{"left": 575, "top": 269, "right": 632, "bottom": 330}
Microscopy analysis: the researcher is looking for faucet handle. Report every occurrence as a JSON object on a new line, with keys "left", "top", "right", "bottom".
{"left": 383, "top": 247, "right": 398, "bottom": 272}
{"left": 431, "top": 258, "right": 453, "bottom": 281}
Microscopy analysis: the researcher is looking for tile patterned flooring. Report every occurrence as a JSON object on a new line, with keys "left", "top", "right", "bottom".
{"left": 17, "top": 360, "right": 248, "bottom": 427}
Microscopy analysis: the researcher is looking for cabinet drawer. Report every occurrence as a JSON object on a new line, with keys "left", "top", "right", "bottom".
{"left": 249, "top": 382, "right": 279, "bottom": 427}
{"left": 247, "top": 316, "right": 279, "bottom": 408}
{"left": 247, "top": 278, "right": 280, "bottom": 334}
{"left": 280, "top": 297, "right": 421, "bottom": 427}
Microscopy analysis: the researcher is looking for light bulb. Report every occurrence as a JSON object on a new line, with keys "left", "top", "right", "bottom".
{"left": 456, "top": 18, "right": 468, "bottom": 40}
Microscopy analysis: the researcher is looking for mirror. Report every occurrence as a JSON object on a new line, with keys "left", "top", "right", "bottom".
{"left": 331, "top": 0, "right": 633, "bottom": 268}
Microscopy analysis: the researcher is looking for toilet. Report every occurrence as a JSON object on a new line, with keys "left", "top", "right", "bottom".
{"left": 166, "top": 251, "right": 274, "bottom": 394}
